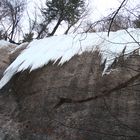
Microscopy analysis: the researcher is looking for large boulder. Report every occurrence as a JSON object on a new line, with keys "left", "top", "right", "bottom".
{"left": 2, "top": 50, "right": 140, "bottom": 140}
{"left": 0, "top": 41, "right": 20, "bottom": 140}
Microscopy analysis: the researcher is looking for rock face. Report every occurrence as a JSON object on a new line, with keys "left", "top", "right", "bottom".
{"left": 0, "top": 42, "right": 20, "bottom": 140}
{"left": 0, "top": 43, "right": 16, "bottom": 77}
{"left": 1, "top": 50, "right": 140, "bottom": 140}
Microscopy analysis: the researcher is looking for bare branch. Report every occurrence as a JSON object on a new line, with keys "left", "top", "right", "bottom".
{"left": 108, "top": 0, "right": 128, "bottom": 36}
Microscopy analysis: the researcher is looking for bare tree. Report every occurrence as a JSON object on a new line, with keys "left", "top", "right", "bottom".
{"left": 0, "top": 0, "right": 26, "bottom": 43}
{"left": 133, "top": 15, "right": 140, "bottom": 28}
{"left": 98, "top": 14, "right": 132, "bottom": 32}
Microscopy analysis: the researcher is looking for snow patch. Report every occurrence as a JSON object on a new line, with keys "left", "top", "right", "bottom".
{"left": 0, "top": 28, "right": 140, "bottom": 89}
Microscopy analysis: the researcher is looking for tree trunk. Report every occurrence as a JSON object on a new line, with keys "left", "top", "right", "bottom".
{"left": 49, "top": 18, "right": 62, "bottom": 36}
{"left": 64, "top": 25, "right": 72, "bottom": 35}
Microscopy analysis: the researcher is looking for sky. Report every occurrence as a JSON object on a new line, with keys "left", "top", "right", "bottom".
{"left": 88, "top": 0, "right": 140, "bottom": 21}
{"left": 89, "top": 0, "right": 121, "bottom": 20}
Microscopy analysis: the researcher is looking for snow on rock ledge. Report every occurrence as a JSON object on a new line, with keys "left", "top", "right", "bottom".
{"left": 0, "top": 40, "right": 12, "bottom": 47}
{"left": 0, "top": 28, "right": 140, "bottom": 89}
{"left": 0, "top": 40, "right": 16, "bottom": 52}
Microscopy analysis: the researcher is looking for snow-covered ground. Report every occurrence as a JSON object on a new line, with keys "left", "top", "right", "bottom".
{"left": 0, "top": 28, "right": 140, "bottom": 89}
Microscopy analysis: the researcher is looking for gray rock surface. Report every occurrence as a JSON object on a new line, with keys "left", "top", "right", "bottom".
{"left": 1, "top": 50, "right": 140, "bottom": 140}
{"left": 0, "top": 42, "right": 19, "bottom": 140}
